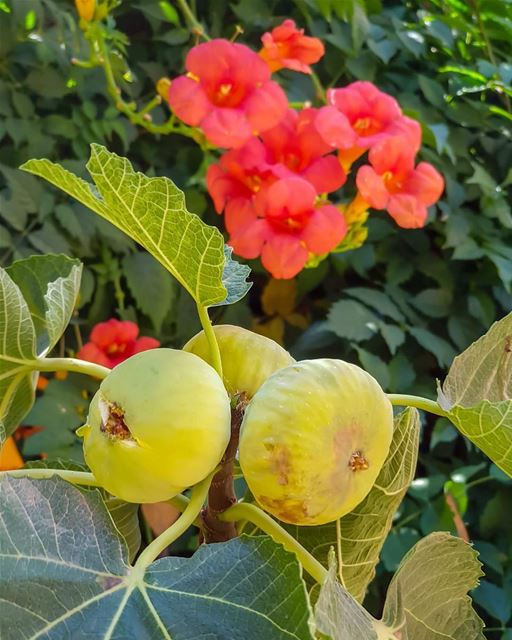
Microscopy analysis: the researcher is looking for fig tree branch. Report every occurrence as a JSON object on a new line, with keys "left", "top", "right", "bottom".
{"left": 201, "top": 395, "right": 245, "bottom": 542}
{"left": 220, "top": 502, "right": 328, "bottom": 585}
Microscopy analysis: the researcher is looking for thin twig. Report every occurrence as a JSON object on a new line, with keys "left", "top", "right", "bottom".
{"left": 445, "top": 492, "right": 470, "bottom": 543}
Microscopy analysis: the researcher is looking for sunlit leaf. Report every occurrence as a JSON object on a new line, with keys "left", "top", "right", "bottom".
{"left": 21, "top": 145, "right": 251, "bottom": 308}
{"left": 382, "top": 532, "right": 485, "bottom": 639}
{"left": 0, "top": 255, "right": 81, "bottom": 436}
{"left": 439, "top": 311, "right": 512, "bottom": 476}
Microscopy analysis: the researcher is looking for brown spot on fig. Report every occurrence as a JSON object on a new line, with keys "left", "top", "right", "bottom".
{"left": 349, "top": 450, "right": 369, "bottom": 472}
{"left": 505, "top": 336, "right": 512, "bottom": 353}
{"left": 100, "top": 402, "right": 132, "bottom": 440}
{"left": 269, "top": 444, "right": 291, "bottom": 485}
{"left": 258, "top": 495, "right": 308, "bottom": 523}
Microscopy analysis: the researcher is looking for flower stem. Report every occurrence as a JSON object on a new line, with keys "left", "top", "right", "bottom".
{"left": 175, "top": 0, "right": 210, "bottom": 40}
{"left": 134, "top": 473, "right": 213, "bottom": 570}
{"left": 37, "top": 357, "right": 110, "bottom": 380}
{"left": 220, "top": 502, "right": 328, "bottom": 585}
{"left": 196, "top": 304, "right": 223, "bottom": 379}
{"left": 386, "top": 394, "right": 447, "bottom": 417}
{"left": 1, "top": 468, "right": 101, "bottom": 486}
{"left": 92, "top": 27, "right": 198, "bottom": 138}
{"left": 311, "top": 70, "right": 326, "bottom": 103}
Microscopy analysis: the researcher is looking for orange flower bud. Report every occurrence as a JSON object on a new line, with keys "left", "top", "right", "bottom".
{"left": 75, "top": 0, "right": 96, "bottom": 22}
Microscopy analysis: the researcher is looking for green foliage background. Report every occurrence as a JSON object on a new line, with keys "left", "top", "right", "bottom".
{"left": 1, "top": 0, "right": 511, "bottom": 635}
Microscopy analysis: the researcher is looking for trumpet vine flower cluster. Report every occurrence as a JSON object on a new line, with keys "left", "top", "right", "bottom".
{"left": 166, "top": 20, "right": 444, "bottom": 279}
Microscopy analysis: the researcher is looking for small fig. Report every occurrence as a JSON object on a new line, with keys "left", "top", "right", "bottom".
{"left": 239, "top": 359, "right": 393, "bottom": 525}
{"left": 78, "top": 349, "right": 231, "bottom": 503}
{"left": 183, "top": 325, "right": 294, "bottom": 398}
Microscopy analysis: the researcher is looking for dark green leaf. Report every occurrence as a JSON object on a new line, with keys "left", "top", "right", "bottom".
{"left": 0, "top": 477, "right": 314, "bottom": 639}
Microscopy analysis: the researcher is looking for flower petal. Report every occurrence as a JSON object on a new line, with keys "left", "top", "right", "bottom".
{"left": 90, "top": 319, "right": 139, "bottom": 349}
{"left": 243, "top": 81, "right": 288, "bottom": 134}
{"left": 261, "top": 234, "right": 308, "bottom": 279}
{"left": 206, "top": 163, "right": 249, "bottom": 213}
{"left": 229, "top": 219, "right": 269, "bottom": 259}
{"left": 133, "top": 337, "right": 161, "bottom": 354}
{"left": 225, "top": 198, "right": 258, "bottom": 235}
{"left": 300, "top": 205, "right": 347, "bottom": 254}
{"left": 356, "top": 165, "right": 389, "bottom": 209}
{"left": 301, "top": 156, "right": 347, "bottom": 193}
{"left": 265, "top": 177, "right": 317, "bottom": 218}
{"left": 77, "top": 342, "right": 113, "bottom": 368}
{"left": 315, "top": 106, "right": 358, "bottom": 149}
{"left": 405, "top": 162, "right": 444, "bottom": 205}
{"left": 200, "top": 108, "right": 253, "bottom": 148}
{"left": 387, "top": 194, "right": 428, "bottom": 228}
{"left": 167, "top": 76, "right": 211, "bottom": 126}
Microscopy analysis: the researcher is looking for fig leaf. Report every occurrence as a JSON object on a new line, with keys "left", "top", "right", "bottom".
{"left": 0, "top": 254, "right": 81, "bottom": 436}
{"left": 439, "top": 311, "right": 512, "bottom": 477}
{"left": 381, "top": 532, "right": 484, "bottom": 639}
{"left": 0, "top": 476, "right": 314, "bottom": 640}
{"left": 316, "top": 532, "right": 484, "bottom": 640}
{"left": 21, "top": 145, "right": 251, "bottom": 309}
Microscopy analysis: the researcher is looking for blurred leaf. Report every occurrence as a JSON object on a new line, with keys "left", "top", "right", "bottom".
{"left": 472, "top": 580, "right": 512, "bottom": 625}
{"left": 345, "top": 287, "right": 405, "bottom": 322}
{"left": 381, "top": 527, "right": 421, "bottom": 572}
{"left": 412, "top": 288, "right": 452, "bottom": 318}
{"left": 409, "top": 327, "right": 457, "bottom": 367}
{"left": 327, "top": 299, "right": 379, "bottom": 342}
{"left": 122, "top": 252, "right": 177, "bottom": 332}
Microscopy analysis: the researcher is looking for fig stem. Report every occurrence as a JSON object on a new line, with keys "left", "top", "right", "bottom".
{"left": 38, "top": 357, "right": 111, "bottom": 380}
{"left": 220, "top": 502, "right": 328, "bottom": 585}
{"left": 201, "top": 395, "right": 245, "bottom": 542}
{"left": 134, "top": 471, "right": 214, "bottom": 571}
{"left": 0, "top": 468, "right": 102, "bottom": 486}
{"left": 196, "top": 304, "right": 223, "bottom": 379}
{"left": 387, "top": 394, "right": 447, "bottom": 417}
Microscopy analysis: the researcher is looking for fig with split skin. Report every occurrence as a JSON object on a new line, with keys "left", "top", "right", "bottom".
{"left": 239, "top": 358, "right": 394, "bottom": 525}
{"left": 183, "top": 324, "right": 295, "bottom": 399}
{"left": 78, "top": 348, "right": 231, "bottom": 503}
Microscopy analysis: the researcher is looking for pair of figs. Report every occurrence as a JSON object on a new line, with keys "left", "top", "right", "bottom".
{"left": 79, "top": 326, "right": 394, "bottom": 526}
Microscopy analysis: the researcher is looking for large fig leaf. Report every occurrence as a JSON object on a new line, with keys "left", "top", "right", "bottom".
{"left": 0, "top": 255, "right": 81, "bottom": 436}
{"left": 316, "top": 533, "right": 484, "bottom": 640}
{"left": 21, "top": 145, "right": 251, "bottom": 308}
{"left": 439, "top": 311, "right": 512, "bottom": 476}
{"left": 287, "top": 408, "right": 420, "bottom": 601}
{"left": 382, "top": 532, "right": 485, "bottom": 639}
{"left": 24, "top": 458, "right": 141, "bottom": 562}
{"left": 0, "top": 476, "right": 314, "bottom": 640}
